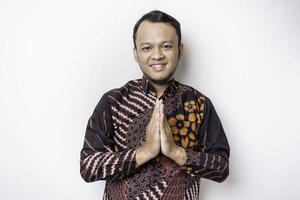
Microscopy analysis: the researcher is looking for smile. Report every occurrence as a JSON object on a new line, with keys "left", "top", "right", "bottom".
{"left": 150, "top": 63, "right": 166, "bottom": 71}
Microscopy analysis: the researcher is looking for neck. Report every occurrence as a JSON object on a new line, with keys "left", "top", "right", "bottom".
{"left": 150, "top": 81, "right": 171, "bottom": 98}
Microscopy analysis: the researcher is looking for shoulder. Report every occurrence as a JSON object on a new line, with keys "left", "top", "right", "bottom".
{"left": 93, "top": 79, "right": 141, "bottom": 111}
{"left": 175, "top": 80, "right": 212, "bottom": 105}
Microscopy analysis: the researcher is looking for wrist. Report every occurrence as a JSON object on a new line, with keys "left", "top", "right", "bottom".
{"left": 136, "top": 146, "right": 148, "bottom": 167}
{"left": 170, "top": 145, "right": 187, "bottom": 166}
{"left": 136, "top": 143, "right": 158, "bottom": 167}
{"left": 143, "top": 142, "right": 159, "bottom": 158}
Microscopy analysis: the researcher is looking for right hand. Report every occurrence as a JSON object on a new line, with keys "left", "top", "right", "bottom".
{"left": 135, "top": 99, "right": 162, "bottom": 167}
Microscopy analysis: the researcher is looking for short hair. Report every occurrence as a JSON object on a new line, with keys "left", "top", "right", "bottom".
{"left": 133, "top": 10, "right": 181, "bottom": 48}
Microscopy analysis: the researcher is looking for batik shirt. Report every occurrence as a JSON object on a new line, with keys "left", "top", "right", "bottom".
{"left": 80, "top": 76, "right": 230, "bottom": 200}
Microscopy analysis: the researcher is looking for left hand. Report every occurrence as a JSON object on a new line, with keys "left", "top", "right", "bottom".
{"left": 159, "top": 102, "right": 187, "bottom": 166}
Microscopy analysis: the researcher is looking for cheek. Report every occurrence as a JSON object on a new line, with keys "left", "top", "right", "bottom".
{"left": 168, "top": 53, "right": 179, "bottom": 63}
{"left": 138, "top": 53, "right": 150, "bottom": 63}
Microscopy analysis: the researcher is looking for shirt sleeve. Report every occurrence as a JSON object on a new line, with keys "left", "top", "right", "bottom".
{"left": 80, "top": 94, "right": 137, "bottom": 183}
{"left": 182, "top": 97, "right": 230, "bottom": 183}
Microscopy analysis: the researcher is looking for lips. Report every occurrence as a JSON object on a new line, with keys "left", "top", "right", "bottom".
{"left": 150, "top": 63, "right": 166, "bottom": 71}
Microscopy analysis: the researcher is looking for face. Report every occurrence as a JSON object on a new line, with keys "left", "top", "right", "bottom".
{"left": 133, "top": 21, "right": 183, "bottom": 85}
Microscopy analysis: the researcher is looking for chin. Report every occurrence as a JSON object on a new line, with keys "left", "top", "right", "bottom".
{"left": 147, "top": 75, "right": 173, "bottom": 84}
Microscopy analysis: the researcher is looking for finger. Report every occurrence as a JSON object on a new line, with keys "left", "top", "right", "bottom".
{"left": 150, "top": 100, "right": 159, "bottom": 121}
{"left": 154, "top": 101, "right": 161, "bottom": 126}
{"left": 160, "top": 104, "right": 165, "bottom": 131}
{"left": 164, "top": 120, "right": 171, "bottom": 136}
{"left": 155, "top": 99, "right": 162, "bottom": 119}
{"left": 159, "top": 99, "right": 163, "bottom": 109}
{"left": 159, "top": 103, "right": 165, "bottom": 122}
{"left": 155, "top": 99, "right": 160, "bottom": 108}
{"left": 155, "top": 99, "right": 162, "bottom": 115}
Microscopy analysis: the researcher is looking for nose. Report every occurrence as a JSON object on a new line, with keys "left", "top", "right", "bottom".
{"left": 151, "top": 47, "right": 165, "bottom": 60}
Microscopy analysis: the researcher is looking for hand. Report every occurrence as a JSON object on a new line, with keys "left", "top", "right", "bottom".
{"left": 135, "top": 99, "right": 162, "bottom": 167}
{"left": 160, "top": 103, "right": 187, "bottom": 166}
{"left": 144, "top": 99, "right": 162, "bottom": 156}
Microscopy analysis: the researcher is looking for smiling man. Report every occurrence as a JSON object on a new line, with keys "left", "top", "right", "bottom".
{"left": 80, "top": 10, "right": 230, "bottom": 200}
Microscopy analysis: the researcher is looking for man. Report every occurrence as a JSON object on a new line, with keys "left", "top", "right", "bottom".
{"left": 80, "top": 10, "right": 230, "bottom": 200}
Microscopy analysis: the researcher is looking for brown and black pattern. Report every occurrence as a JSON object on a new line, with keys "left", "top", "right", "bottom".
{"left": 80, "top": 75, "right": 230, "bottom": 199}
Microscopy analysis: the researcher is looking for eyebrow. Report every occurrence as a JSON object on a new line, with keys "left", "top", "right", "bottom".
{"left": 139, "top": 41, "right": 175, "bottom": 46}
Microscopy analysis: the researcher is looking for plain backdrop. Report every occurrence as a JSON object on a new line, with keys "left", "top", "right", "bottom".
{"left": 1, "top": 0, "right": 299, "bottom": 199}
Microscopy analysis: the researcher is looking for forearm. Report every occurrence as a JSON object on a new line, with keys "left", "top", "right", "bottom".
{"left": 80, "top": 148, "right": 137, "bottom": 182}
{"left": 182, "top": 149, "right": 229, "bottom": 182}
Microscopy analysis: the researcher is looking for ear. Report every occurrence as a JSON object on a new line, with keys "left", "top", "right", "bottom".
{"left": 178, "top": 43, "right": 184, "bottom": 59}
{"left": 133, "top": 48, "right": 138, "bottom": 63}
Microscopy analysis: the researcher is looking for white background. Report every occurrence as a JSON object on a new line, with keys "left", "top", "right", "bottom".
{"left": 1, "top": 0, "right": 299, "bottom": 199}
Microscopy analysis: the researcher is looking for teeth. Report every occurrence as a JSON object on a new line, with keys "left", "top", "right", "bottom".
{"left": 151, "top": 64, "right": 164, "bottom": 68}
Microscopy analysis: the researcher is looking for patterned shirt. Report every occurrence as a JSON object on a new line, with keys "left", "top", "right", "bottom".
{"left": 80, "top": 76, "right": 230, "bottom": 200}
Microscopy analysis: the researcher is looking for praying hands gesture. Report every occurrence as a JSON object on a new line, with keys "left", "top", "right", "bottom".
{"left": 136, "top": 100, "right": 187, "bottom": 167}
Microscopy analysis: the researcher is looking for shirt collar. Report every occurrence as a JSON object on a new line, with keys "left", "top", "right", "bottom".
{"left": 141, "top": 75, "right": 177, "bottom": 97}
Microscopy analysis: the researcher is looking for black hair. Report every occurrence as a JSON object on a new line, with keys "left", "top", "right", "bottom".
{"left": 133, "top": 10, "right": 181, "bottom": 48}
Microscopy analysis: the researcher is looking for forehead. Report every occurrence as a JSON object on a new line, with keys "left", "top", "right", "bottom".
{"left": 136, "top": 21, "right": 178, "bottom": 45}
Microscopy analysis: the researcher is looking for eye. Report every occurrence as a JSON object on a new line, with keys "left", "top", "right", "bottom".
{"left": 141, "top": 46, "right": 151, "bottom": 51}
{"left": 162, "top": 44, "right": 173, "bottom": 49}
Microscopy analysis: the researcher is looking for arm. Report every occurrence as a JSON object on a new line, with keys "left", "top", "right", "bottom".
{"left": 80, "top": 95, "right": 137, "bottom": 182}
{"left": 182, "top": 98, "right": 230, "bottom": 183}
